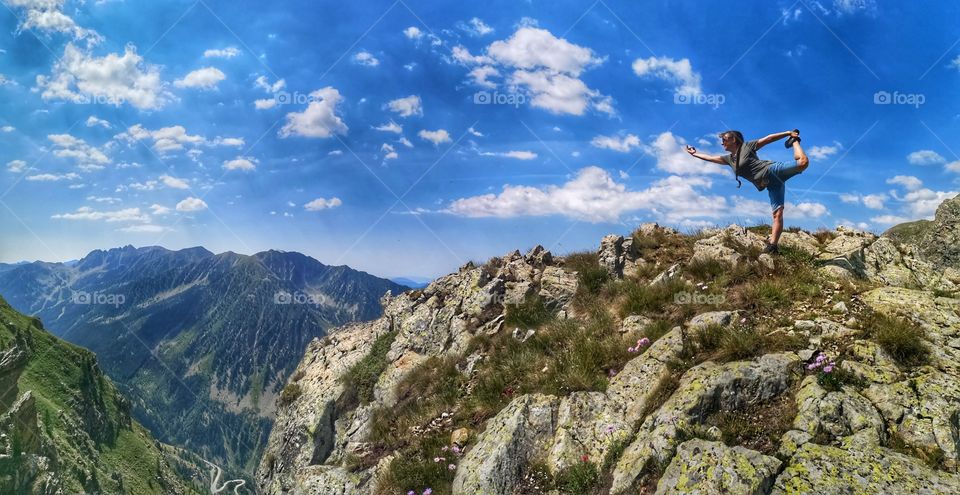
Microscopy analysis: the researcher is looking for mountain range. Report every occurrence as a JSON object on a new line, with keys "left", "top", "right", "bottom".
{"left": 0, "top": 245, "right": 408, "bottom": 474}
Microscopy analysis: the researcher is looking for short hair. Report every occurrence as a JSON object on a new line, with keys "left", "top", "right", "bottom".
{"left": 718, "top": 130, "right": 744, "bottom": 145}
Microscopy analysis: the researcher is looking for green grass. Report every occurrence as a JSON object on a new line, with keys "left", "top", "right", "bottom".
{"left": 278, "top": 383, "right": 302, "bottom": 406}
{"left": 705, "top": 388, "right": 797, "bottom": 455}
{"left": 861, "top": 312, "right": 930, "bottom": 368}
{"left": 555, "top": 460, "right": 600, "bottom": 494}
{"left": 564, "top": 251, "right": 609, "bottom": 296}
{"left": 505, "top": 293, "right": 554, "bottom": 329}
{"left": 339, "top": 331, "right": 398, "bottom": 409}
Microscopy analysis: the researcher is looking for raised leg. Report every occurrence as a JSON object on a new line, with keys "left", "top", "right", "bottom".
{"left": 793, "top": 141, "right": 809, "bottom": 170}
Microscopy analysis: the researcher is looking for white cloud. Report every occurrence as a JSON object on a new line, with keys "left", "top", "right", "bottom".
{"left": 204, "top": 47, "right": 241, "bottom": 58}
{"left": 304, "top": 197, "right": 342, "bottom": 211}
{"left": 37, "top": 43, "right": 170, "bottom": 110}
{"left": 839, "top": 193, "right": 860, "bottom": 203}
{"left": 468, "top": 65, "right": 500, "bottom": 88}
{"left": 454, "top": 27, "right": 611, "bottom": 116}
{"left": 328, "top": 150, "right": 343, "bottom": 156}
{"left": 85, "top": 115, "right": 110, "bottom": 128}
{"left": 907, "top": 149, "right": 945, "bottom": 165}
{"left": 632, "top": 56, "right": 702, "bottom": 97}
{"left": 386, "top": 95, "right": 423, "bottom": 117}
{"left": 254, "top": 75, "right": 286, "bottom": 93}
{"left": 403, "top": 26, "right": 423, "bottom": 40}
{"left": 213, "top": 136, "right": 244, "bottom": 147}
{"left": 793, "top": 202, "right": 829, "bottom": 218}
{"left": 7, "top": 160, "right": 28, "bottom": 173}
{"left": 48, "top": 133, "right": 109, "bottom": 168}
{"left": 150, "top": 204, "right": 171, "bottom": 215}
{"left": 461, "top": 17, "right": 494, "bottom": 36}
{"left": 946, "top": 160, "right": 960, "bottom": 173}
{"left": 398, "top": 137, "right": 413, "bottom": 148}
{"left": 174, "top": 67, "right": 226, "bottom": 90}
{"left": 86, "top": 195, "right": 120, "bottom": 203}
{"left": 279, "top": 87, "right": 348, "bottom": 138}
{"left": 418, "top": 129, "right": 451, "bottom": 146}
{"left": 467, "top": 126, "right": 483, "bottom": 137}
{"left": 26, "top": 172, "right": 80, "bottom": 181}
{"left": 176, "top": 197, "right": 208, "bottom": 212}
{"left": 223, "top": 156, "right": 258, "bottom": 171}
{"left": 115, "top": 124, "right": 203, "bottom": 154}
{"left": 591, "top": 133, "right": 641, "bottom": 153}
{"left": 254, "top": 98, "right": 277, "bottom": 109}
{"left": 447, "top": 166, "right": 728, "bottom": 223}
{"left": 352, "top": 51, "right": 380, "bottom": 67}
{"left": 886, "top": 175, "right": 923, "bottom": 191}
{"left": 374, "top": 120, "right": 403, "bottom": 133}
{"left": 808, "top": 141, "right": 843, "bottom": 160}
{"left": 479, "top": 150, "right": 538, "bottom": 160}
{"left": 861, "top": 193, "right": 887, "bottom": 210}
{"left": 52, "top": 206, "right": 147, "bottom": 222}
{"left": 159, "top": 174, "right": 189, "bottom": 189}
{"left": 8, "top": 0, "right": 101, "bottom": 43}
{"left": 644, "top": 132, "right": 726, "bottom": 175}
{"left": 381, "top": 143, "right": 398, "bottom": 160}
{"left": 870, "top": 214, "right": 911, "bottom": 226}
{"left": 1, "top": 126, "right": 14, "bottom": 132}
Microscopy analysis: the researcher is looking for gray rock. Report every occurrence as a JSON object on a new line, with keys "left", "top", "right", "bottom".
{"left": 599, "top": 235, "right": 626, "bottom": 278}
{"left": 538, "top": 266, "right": 578, "bottom": 310}
{"left": 655, "top": 439, "right": 781, "bottom": 495}
{"left": 771, "top": 444, "right": 960, "bottom": 494}
{"left": 453, "top": 394, "right": 560, "bottom": 495}
{"left": 688, "top": 310, "right": 737, "bottom": 330}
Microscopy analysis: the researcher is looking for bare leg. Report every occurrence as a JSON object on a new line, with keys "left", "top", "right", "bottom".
{"left": 793, "top": 141, "right": 809, "bottom": 170}
{"left": 770, "top": 206, "right": 784, "bottom": 245}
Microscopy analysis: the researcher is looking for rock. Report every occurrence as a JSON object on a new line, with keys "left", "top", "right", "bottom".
{"left": 620, "top": 315, "right": 653, "bottom": 335}
{"left": 771, "top": 443, "right": 960, "bottom": 494}
{"left": 650, "top": 262, "right": 683, "bottom": 285}
{"left": 818, "top": 227, "right": 877, "bottom": 277}
{"left": 917, "top": 193, "right": 960, "bottom": 270}
{"left": 611, "top": 353, "right": 800, "bottom": 494}
{"left": 538, "top": 266, "right": 578, "bottom": 310}
{"left": 793, "top": 320, "right": 816, "bottom": 333}
{"left": 778, "top": 230, "right": 822, "bottom": 256}
{"left": 605, "top": 326, "right": 685, "bottom": 425}
{"left": 287, "top": 466, "right": 361, "bottom": 495}
{"left": 655, "top": 439, "right": 781, "bottom": 495}
{"left": 524, "top": 245, "right": 553, "bottom": 266}
{"left": 599, "top": 235, "right": 626, "bottom": 278}
{"left": 831, "top": 301, "right": 848, "bottom": 314}
{"left": 758, "top": 253, "right": 775, "bottom": 270}
{"left": 637, "top": 222, "right": 677, "bottom": 237}
{"left": 792, "top": 376, "right": 886, "bottom": 449}
{"left": 817, "top": 264, "right": 856, "bottom": 280}
{"left": 688, "top": 310, "right": 737, "bottom": 330}
{"left": 453, "top": 394, "right": 559, "bottom": 495}
{"left": 451, "top": 427, "right": 470, "bottom": 446}
{"left": 547, "top": 392, "right": 630, "bottom": 472}
{"left": 814, "top": 318, "right": 857, "bottom": 340}
{"left": 692, "top": 225, "right": 766, "bottom": 265}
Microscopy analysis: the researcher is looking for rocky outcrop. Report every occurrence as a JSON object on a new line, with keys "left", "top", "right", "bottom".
{"left": 655, "top": 439, "right": 781, "bottom": 495}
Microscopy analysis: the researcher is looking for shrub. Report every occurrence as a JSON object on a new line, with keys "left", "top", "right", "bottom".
{"left": 564, "top": 251, "right": 609, "bottom": 296}
{"left": 618, "top": 278, "right": 689, "bottom": 317}
{"left": 278, "top": 383, "right": 302, "bottom": 406}
{"left": 718, "top": 326, "right": 764, "bottom": 361}
{"left": 862, "top": 312, "right": 929, "bottom": 367}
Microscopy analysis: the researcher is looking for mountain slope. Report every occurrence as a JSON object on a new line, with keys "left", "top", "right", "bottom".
{"left": 0, "top": 295, "right": 205, "bottom": 494}
{"left": 257, "top": 195, "right": 960, "bottom": 494}
{"left": 0, "top": 246, "right": 407, "bottom": 474}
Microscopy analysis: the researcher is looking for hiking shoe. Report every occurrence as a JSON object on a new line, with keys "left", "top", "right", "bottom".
{"left": 762, "top": 243, "right": 780, "bottom": 255}
{"left": 785, "top": 129, "right": 801, "bottom": 148}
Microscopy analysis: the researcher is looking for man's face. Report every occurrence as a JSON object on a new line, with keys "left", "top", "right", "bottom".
{"left": 720, "top": 134, "right": 737, "bottom": 152}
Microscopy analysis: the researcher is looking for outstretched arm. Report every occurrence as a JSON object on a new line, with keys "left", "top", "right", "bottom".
{"left": 684, "top": 145, "right": 727, "bottom": 165}
{"left": 755, "top": 130, "right": 798, "bottom": 150}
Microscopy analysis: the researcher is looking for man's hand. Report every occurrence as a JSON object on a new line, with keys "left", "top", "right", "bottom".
{"left": 685, "top": 145, "right": 697, "bottom": 155}
{"left": 789, "top": 129, "right": 800, "bottom": 139}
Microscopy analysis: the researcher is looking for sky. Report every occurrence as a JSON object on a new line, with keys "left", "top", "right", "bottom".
{"left": 1, "top": 0, "right": 959, "bottom": 280}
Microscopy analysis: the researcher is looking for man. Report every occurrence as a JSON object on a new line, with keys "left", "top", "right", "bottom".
{"left": 684, "top": 129, "right": 808, "bottom": 254}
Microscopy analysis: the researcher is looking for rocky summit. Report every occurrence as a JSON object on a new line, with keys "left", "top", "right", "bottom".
{"left": 256, "top": 194, "right": 960, "bottom": 495}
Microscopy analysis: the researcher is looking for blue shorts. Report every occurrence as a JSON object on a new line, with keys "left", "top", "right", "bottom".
{"left": 765, "top": 161, "right": 805, "bottom": 212}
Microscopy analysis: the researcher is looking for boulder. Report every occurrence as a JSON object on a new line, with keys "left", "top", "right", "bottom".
{"left": 655, "top": 439, "right": 781, "bottom": 495}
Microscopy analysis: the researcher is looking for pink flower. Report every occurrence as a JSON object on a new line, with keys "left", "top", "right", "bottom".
{"left": 581, "top": 454, "right": 590, "bottom": 462}
{"left": 638, "top": 337, "right": 650, "bottom": 346}
{"left": 423, "top": 489, "right": 433, "bottom": 495}
{"left": 605, "top": 425, "right": 615, "bottom": 433}
{"left": 448, "top": 463, "right": 457, "bottom": 470}
{"left": 408, "top": 492, "right": 415, "bottom": 495}
{"left": 823, "top": 365, "right": 833, "bottom": 373}
{"left": 433, "top": 457, "right": 441, "bottom": 463}
{"left": 806, "top": 363, "right": 817, "bottom": 370}
{"left": 627, "top": 347, "right": 636, "bottom": 353}
{"left": 452, "top": 445, "right": 461, "bottom": 455}
{"left": 442, "top": 446, "right": 449, "bottom": 452}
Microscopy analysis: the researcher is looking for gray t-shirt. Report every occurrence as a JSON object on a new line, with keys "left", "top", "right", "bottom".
{"left": 722, "top": 140, "right": 773, "bottom": 191}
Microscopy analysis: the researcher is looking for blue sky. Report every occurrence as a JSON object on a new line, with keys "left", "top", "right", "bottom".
{"left": 1, "top": 0, "right": 959, "bottom": 279}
